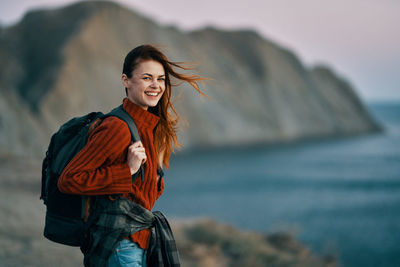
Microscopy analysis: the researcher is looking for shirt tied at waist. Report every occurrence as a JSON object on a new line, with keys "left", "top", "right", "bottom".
{"left": 82, "top": 195, "right": 180, "bottom": 267}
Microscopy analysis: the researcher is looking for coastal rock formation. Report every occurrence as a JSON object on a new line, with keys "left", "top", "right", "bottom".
{"left": 172, "top": 218, "right": 335, "bottom": 267}
{"left": 0, "top": 0, "right": 381, "bottom": 156}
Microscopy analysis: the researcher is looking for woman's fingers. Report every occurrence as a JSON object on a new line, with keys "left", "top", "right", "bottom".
{"left": 136, "top": 152, "right": 147, "bottom": 165}
{"left": 128, "top": 148, "right": 146, "bottom": 163}
{"left": 129, "top": 146, "right": 145, "bottom": 153}
{"left": 130, "top": 141, "right": 143, "bottom": 147}
{"left": 126, "top": 141, "right": 147, "bottom": 174}
{"left": 129, "top": 141, "right": 145, "bottom": 152}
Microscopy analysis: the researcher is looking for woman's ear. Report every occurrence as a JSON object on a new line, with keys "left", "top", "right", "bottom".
{"left": 121, "top": 74, "right": 129, "bottom": 88}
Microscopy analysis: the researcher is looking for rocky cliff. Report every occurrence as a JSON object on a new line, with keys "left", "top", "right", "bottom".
{"left": 0, "top": 0, "right": 381, "bottom": 156}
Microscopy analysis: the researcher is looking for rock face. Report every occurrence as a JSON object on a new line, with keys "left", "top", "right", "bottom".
{"left": 0, "top": 0, "right": 381, "bottom": 156}
{"left": 172, "top": 218, "right": 336, "bottom": 267}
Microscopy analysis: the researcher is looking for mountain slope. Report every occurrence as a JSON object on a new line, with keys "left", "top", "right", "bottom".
{"left": 0, "top": 0, "right": 381, "bottom": 156}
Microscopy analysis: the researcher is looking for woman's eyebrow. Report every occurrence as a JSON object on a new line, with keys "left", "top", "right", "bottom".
{"left": 142, "top": 73, "right": 165, "bottom": 77}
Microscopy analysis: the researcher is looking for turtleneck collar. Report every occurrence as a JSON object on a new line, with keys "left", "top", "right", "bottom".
{"left": 122, "top": 97, "right": 160, "bottom": 131}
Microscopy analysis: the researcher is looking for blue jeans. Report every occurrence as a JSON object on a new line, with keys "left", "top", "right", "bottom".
{"left": 107, "top": 239, "right": 147, "bottom": 267}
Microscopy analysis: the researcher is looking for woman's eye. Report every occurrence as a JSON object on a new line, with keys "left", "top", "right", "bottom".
{"left": 143, "top": 77, "right": 164, "bottom": 81}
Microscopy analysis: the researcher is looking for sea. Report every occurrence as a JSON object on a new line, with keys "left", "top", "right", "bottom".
{"left": 154, "top": 101, "right": 400, "bottom": 267}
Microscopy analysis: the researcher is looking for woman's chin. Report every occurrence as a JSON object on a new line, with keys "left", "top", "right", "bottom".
{"left": 145, "top": 99, "right": 161, "bottom": 107}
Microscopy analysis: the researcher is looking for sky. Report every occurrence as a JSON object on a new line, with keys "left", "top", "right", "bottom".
{"left": 1, "top": 0, "right": 399, "bottom": 102}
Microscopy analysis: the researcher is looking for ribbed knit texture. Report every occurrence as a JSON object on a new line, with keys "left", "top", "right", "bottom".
{"left": 58, "top": 97, "right": 165, "bottom": 250}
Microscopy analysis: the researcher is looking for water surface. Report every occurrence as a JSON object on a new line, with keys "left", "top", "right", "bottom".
{"left": 155, "top": 102, "right": 400, "bottom": 267}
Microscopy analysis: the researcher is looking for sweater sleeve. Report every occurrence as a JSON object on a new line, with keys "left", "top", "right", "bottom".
{"left": 57, "top": 117, "right": 133, "bottom": 195}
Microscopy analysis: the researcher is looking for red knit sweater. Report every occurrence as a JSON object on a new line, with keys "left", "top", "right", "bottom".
{"left": 58, "top": 97, "right": 165, "bottom": 250}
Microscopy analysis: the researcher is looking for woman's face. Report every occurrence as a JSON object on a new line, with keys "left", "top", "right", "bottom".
{"left": 122, "top": 59, "right": 166, "bottom": 110}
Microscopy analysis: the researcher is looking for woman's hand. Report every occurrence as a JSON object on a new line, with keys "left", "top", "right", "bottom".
{"left": 127, "top": 141, "right": 147, "bottom": 175}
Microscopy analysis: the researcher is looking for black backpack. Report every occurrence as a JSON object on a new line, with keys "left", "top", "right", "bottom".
{"left": 40, "top": 105, "right": 143, "bottom": 246}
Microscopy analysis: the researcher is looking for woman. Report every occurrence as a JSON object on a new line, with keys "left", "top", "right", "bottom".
{"left": 58, "top": 44, "right": 208, "bottom": 267}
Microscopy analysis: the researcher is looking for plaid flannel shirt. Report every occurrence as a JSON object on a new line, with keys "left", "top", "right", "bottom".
{"left": 82, "top": 195, "right": 180, "bottom": 267}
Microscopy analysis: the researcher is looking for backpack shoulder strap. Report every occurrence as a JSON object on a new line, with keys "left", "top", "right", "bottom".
{"left": 105, "top": 105, "right": 144, "bottom": 182}
{"left": 107, "top": 105, "right": 141, "bottom": 142}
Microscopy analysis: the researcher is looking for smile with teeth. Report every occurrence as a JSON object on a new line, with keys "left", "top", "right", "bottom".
{"left": 145, "top": 92, "right": 159, "bottom": 96}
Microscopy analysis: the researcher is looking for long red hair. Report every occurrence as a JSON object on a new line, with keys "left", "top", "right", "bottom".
{"left": 122, "top": 44, "right": 210, "bottom": 169}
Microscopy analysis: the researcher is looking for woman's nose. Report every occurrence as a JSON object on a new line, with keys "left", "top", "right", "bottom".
{"left": 151, "top": 79, "right": 160, "bottom": 87}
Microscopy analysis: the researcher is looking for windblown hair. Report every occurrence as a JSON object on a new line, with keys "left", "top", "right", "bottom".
{"left": 122, "top": 44, "right": 209, "bottom": 170}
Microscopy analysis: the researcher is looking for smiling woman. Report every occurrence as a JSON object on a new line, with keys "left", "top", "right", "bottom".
{"left": 57, "top": 44, "right": 210, "bottom": 267}
{"left": 120, "top": 45, "right": 210, "bottom": 170}
{"left": 122, "top": 60, "right": 166, "bottom": 110}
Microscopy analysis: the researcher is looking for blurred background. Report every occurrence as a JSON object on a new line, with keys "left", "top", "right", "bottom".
{"left": 0, "top": 0, "right": 399, "bottom": 266}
